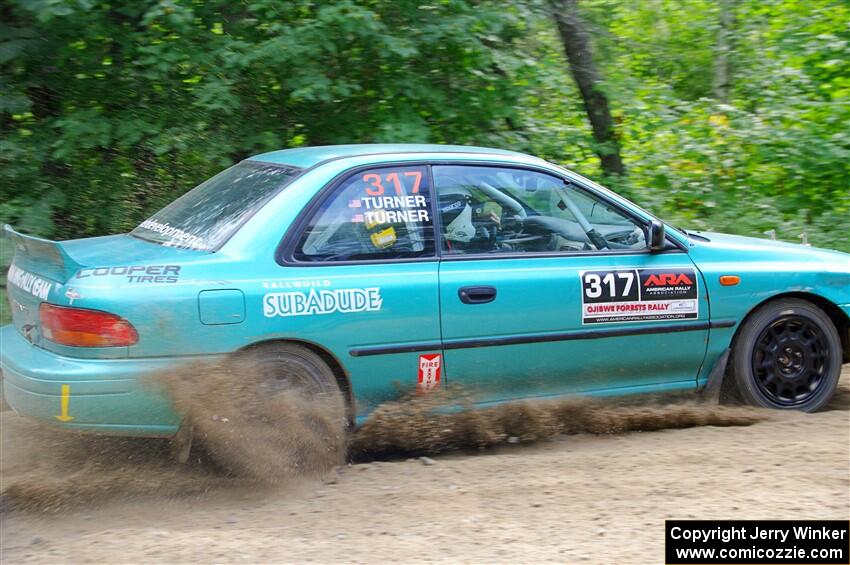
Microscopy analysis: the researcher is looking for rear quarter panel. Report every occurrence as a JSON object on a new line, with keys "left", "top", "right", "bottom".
{"left": 39, "top": 159, "right": 447, "bottom": 418}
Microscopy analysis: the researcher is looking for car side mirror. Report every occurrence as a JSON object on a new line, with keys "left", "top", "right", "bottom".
{"left": 649, "top": 220, "right": 666, "bottom": 252}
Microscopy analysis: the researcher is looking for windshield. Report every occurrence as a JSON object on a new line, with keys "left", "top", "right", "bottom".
{"left": 131, "top": 161, "right": 301, "bottom": 251}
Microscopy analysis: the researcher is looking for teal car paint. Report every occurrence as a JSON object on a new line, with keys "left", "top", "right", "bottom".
{"left": 2, "top": 144, "right": 848, "bottom": 436}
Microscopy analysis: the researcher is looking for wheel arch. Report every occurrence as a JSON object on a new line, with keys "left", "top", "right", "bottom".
{"left": 727, "top": 291, "right": 849, "bottom": 364}
{"left": 236, "top": 337, "right": 355, "bottom": 421}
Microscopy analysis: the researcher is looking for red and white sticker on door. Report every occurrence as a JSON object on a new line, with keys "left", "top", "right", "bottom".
{"left": 418, "top": 354, "right": 442, "bottom": 391}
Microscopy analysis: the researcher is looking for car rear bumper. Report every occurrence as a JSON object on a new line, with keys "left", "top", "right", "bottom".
{"left": 1, "top": 324, "right": 221, "bottom": 437}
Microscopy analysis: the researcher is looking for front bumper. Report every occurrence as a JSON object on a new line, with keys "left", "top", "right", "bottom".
{"left": 1, "top": 324, "right": 220, "bottom": 437}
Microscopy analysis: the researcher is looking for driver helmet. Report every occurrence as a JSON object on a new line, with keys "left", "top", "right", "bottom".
{"left": 439, "top": 192, "right": 475, "bottom": 243}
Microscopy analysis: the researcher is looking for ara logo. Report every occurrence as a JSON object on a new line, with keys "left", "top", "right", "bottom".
{"left": 644, "top": 273, "right": 694, "bottom": 287}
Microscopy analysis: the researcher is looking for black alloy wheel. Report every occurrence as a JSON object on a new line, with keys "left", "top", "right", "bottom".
{"left": 729, "top": 298, "right": 842, "bottom": 412}
{"left": 751, "top": 315, "right": 830, "bottom": 407}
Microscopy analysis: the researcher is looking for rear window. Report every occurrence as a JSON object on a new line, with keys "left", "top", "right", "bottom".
{"left": 131, "top": 161, "right": 301, "bottom": 251}
{"left": 293, "top": 165, "right": 435, "bottom": 262}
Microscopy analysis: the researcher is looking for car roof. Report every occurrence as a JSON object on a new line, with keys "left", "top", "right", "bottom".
{"left": 248, "top": 144, "right": 532, "bottom": 169}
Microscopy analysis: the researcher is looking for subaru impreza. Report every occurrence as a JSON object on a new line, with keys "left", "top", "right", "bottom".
{"left": 2, "top": 144, "right": 848, "bottom": 441}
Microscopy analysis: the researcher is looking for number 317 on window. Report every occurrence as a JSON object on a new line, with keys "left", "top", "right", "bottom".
{"left": 362, "top": 171, "right": 422, "bottom": 196}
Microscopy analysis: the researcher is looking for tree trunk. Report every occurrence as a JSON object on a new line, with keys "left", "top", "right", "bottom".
{"left": 550, "top": 0, "right": 625, "bottom": 177}
{"left": 713, "top": 0, "right": 734, "bottom": 103}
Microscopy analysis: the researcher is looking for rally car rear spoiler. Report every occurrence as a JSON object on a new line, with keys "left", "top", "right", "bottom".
{"left": 4, "top": 224, "right": 85, "bottom": 283}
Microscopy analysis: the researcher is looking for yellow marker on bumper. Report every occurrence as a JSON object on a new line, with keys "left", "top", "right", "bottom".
{"left": 55, "top": 384, "right": 74, "bottom": 422}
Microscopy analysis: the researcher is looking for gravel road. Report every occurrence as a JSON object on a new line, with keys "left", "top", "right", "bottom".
{"left": 1, "top": 367, "right": 847, "bottom": 564}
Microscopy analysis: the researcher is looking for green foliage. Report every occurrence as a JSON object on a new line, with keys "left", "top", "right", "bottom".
{"left": 522, "top": 0, "right": 850, "bottom": 250}
{"left": 1, "top": 237, "right": 10, "bottom": 324}
{"left": 2, "top": 0, "right": 530, "bottom": 239}
{"left": 1, "top": 0, "right": 847, "bottom": 252}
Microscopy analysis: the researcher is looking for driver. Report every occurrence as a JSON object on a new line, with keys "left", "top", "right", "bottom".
{"left": 439, "top": 190, "right": 501, "bottom": 252}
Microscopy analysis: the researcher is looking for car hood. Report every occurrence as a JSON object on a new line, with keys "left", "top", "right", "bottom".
{"left": 688, "top": 231, "right": 850, "bottom": 269}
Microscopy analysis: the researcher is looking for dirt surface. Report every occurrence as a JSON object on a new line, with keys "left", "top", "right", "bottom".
{"left": 1, "top": 367, "right": 848, "bottom": 564}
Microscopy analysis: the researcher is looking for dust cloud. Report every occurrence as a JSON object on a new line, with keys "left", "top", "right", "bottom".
{"left": 1, "top": 359, "right": 770, "bottom": 514}
{"left": 152, "top": 358, "right": 348, "bottom": 481}
{"left": 349, "top": 389, "right": 768, "bottom": 459}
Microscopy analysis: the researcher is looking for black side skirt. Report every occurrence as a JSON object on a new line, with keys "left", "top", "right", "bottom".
{"left": 349, "top": 319, "right": 737, "bottom": 357}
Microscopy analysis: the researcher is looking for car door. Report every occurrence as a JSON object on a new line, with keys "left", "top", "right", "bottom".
{"left": 434, "top": 164, "right": 708, "bottom": 403}
{"left": 268, "top": 164, "right": 443, "bottom": 418}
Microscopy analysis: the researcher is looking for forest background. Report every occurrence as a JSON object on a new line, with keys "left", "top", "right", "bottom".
{"left": 2, "top": 1, "right": 848, "bottom": 321}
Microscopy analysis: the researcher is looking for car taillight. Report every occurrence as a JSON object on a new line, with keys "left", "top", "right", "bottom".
{"left": 39, "top": 304, "right": 139, "bottom": 347}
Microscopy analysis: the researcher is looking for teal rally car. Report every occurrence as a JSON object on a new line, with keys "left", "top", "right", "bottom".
{"left": 2, "top": 144, "right": 849, "bottom": 439}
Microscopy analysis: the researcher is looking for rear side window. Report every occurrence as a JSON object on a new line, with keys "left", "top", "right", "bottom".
{"left": 293, "top": 165, "right": 435, "bottom": 262}
{"left": 131, "top": 161, "right": 301, "bottom": 251}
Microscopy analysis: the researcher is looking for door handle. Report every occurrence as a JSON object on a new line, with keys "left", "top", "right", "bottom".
{"left": 458, "top": 286, "right": 497, "bottom": 304}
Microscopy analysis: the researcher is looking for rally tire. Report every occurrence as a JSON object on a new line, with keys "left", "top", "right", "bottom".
{"left": 186, "top": 342, "right": 350, "bottom": 480}
{"left": 243, "top": 342, "right": 343, "bottom": 399}
{"left": 729, "top": 299, "right": 841, "bottom": 412}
